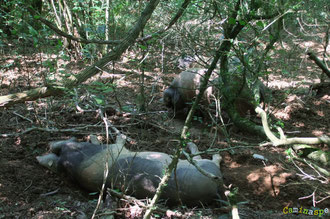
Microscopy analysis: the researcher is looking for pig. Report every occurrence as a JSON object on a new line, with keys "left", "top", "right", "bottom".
{"left": 163, "top": 69, "right": 271, "bottom": 115}
{"left": 163, "top": 68, "right": 213, "bottom": 111}
{"left": 37, "top": 135, "right": 223, "bottom": 206}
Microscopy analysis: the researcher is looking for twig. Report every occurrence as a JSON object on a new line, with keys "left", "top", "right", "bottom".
{"left": 305, "top": 159, "right": 328, "bottom": 181}
{"left": 189, "top": 145, "right": 259, "bottom": 158}
{"left": 73, "top": 88, "right": 85, "bottom": 113}
{"left": 291, "top": 158, "right": 318, "bottom": 181}
{"left": 97, "top": 109, "right": 134, "bottom": 142}
{"left": 315, "top": 196, "right": 330, "bottom": 204}
{"left": 92, "top": 109, "right": 114, "bottom": 219}
{"left": 107, "top": 189, "right": 186, "bottom": 218}
{"left": 40, "top": 188, "right": 60, "bottom": 197}
{"left": 23, "top": 180, "right": 33, "bottom": 192}
{"left": 182, "top": 149, "right": 222, "bottom": 181}
{"left": 13, "top": 111, "right": 33, "bottom": 123}
{"left": 298, "top": 189, "right": 317, "bottom": 207}
{"left": 292, "top": 156, "right": 329, "bottom": 179}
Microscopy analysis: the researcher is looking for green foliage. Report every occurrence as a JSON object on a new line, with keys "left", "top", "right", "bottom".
{"left": 88, "top": 81, "right": 115, "bottom": 94}
{"left": 86, "top": 81, "right": 116, "bottom": 106}
{"left": 193, "top": 115, "right": 203, "bottom": 123}
{"left": 226, "top": 187, "right": 239, "bottom": 205}
{"left": 285, "top": 148, "right": 293, "bottom": 161}
{"left": 228, "top": 17, "right": 236, "bottom": 25}
{"left": 180, "top": 132, "right": 191, "bottom": 147}
{"left": 275, "top": 120, "right": 285, "bottom": 129}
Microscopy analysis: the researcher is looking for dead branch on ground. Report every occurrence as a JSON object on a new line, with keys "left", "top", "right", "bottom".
{"left": 256, "top": 107, "right": 329, "bottom": 177}
{"left": 256, "top": 107, "right": 330, "bottom": 146}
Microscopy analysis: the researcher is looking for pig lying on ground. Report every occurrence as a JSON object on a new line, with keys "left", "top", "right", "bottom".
{"left": 163, "top": 68, "right": 213, "bottom": 111}
{"left": 163, "top": 68, "right": 270, "bottom": 115}
{"left": 37, "top": 135, "right": 223, "bottom": 206}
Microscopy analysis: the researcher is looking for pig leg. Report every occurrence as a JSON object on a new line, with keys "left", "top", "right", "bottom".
{"left": 187, "top": 142, "right": 202, "bottom": 159}
{"left": 115, "top": 134, "right": 127, "bottom": 147}
{"left": 188, "top": 142, "right": 222, "bottom": 167}
{"left": 89, "top": 135, "right": 101, "bottom": 145}
{"left": 107, "top": 134, "right": 130, "bottom": 155}
{"left": 212, "top": 154, "right": 222, "bottom": 168}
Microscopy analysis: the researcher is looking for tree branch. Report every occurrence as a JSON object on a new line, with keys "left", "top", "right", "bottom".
{"left": 307, "top": 52, "right": 330, "bottom": 78}
{"left": 256, "top": 107, "right": 330, "bottom": 146}
{"left": 0, "top": 86, "right": 64, "bottom": 107}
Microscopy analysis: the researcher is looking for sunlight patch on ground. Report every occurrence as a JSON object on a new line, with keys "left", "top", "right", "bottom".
{"left": 246, "top": 165, "right": 292, "bottom": 196}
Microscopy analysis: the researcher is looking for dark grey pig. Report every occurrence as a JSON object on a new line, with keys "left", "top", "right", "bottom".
{"left": 37, "top": 135, "right": 223, "bottom": 206}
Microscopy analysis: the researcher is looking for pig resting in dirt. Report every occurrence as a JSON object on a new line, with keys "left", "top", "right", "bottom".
{"left": 163, "top": 68, "right": 270, "bottom": 115}
{"left": 37, "top": 135, "right": 223, "bottom": 206}
{"left": 163, "top": 68, "right": 213, "bottom": 111}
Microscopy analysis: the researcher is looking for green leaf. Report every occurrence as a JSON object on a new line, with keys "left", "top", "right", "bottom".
{"left": 228, "top": 17, "right": 236, "bottom": 25}
{"left": 239, "top": 20, "right": 247, "bottom": 26}
{"left": 282, "top": 69, "right": 290, "bottom": 76}
{"left": 285, "top": 148, "right": 292, "bottom": 156}
{"left": 256, "top": 21, "right": 264, "bottom": 28}
{"left": 94, "top": 97, "right": 105, "bottom": 105}
{"left": 102, "top": 87, "right": 114, "bottom": 93}
{"left": 139, "top": 44, "right": 147, "bottom": 50}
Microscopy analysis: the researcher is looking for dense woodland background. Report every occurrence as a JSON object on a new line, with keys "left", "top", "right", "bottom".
{"left": 0, "top": 0, "right": 329, "bottom": 218}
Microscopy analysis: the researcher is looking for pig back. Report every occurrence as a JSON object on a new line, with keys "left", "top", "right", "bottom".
{"left": 108, "top": 152, "right": 172, "bottom": 198}
{"left": 112, "top": 152, "right": 222, "bottom": 206}
{"left": 175, "top": 68, "right": 213, "bottom": 104}
{"left": 165, "top": 159, "right": 222, "bottom": 205}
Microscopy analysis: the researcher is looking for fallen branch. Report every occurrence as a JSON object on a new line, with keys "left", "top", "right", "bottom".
{"left": 307, "top": 52, "right": 330, "bottom": 78}
{"left": 255, "top": 107, "right": 330, "bottom": 146}
{"left": 292, "top": 156, "right": 329, "bottom": 178}
{"left": 40, "top": 188, "right": 60, "bottom": 197}
{"left": 0, "top": 126, "right": 82, "bottom": 137}
{"left": 256, "top": 107, "right": 330, "bottom": 177}
{"left": 0, "top": 86, "right": 64, "bottom": 108}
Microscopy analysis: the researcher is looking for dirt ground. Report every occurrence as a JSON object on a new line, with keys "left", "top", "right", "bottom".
{"left": 0, "top": 38, "right": 329, "bottom": 219}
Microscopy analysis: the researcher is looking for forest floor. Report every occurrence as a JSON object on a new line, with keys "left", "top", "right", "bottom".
{"left": 0, "top": 37, "right": 329, "bottom": 219}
